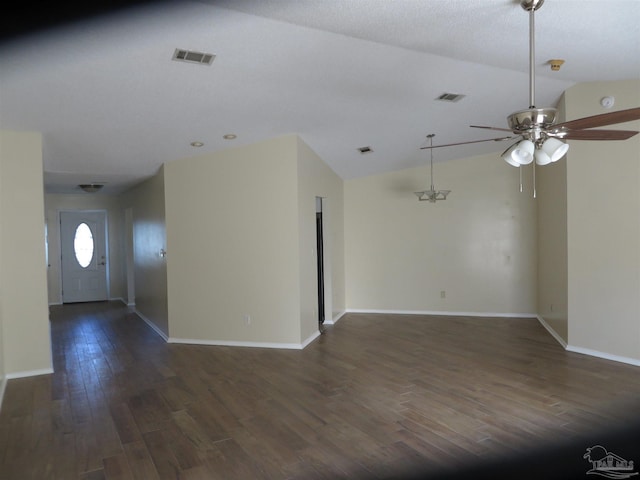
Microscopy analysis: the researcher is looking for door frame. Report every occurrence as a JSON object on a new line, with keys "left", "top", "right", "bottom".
{"left": 57, "top": 209, "right": 110, "bottom": 303}
{"left": 316, "top": 197, "right": 333, "bottom": 325}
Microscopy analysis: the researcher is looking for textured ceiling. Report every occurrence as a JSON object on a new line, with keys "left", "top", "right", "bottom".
{"left": 0, "top": 0, "right": 638, "bottom": 194}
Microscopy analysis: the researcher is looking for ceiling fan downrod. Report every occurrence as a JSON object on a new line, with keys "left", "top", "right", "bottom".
{"left": 521, "top": 0, "right": 544, "bottom": 109}
{"left": 505, "top": 0, "right": 557, "bottom": 146}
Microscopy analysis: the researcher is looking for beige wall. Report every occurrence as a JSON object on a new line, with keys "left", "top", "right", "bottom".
{"left": 536, "top": 92, "right": 569, "bottom": 342}
{"left": 296, "top": 137, "right": 345, "bottom": 342}
{"left": 165, "top": 136, "right": 302, "bottom": 345}
{"left": 0, "top": 131, "right": 53, "bottom": 376}
{"left": 345, "top": 151, "right": 538, "bottom": 315}
{"left": 565, "top": 80, "right": 640, "bottom": 361}
{"left": 120, "top": 168, "right": 169, "bottom": 337}
{"left": 0, "top": 135, "right": 4, "bottom": 390}
{"left": 44, "top": 194, "right": 126, "bottom": 305}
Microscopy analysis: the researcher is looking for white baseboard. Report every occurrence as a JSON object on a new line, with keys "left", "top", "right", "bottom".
{"left": 5, "top": 368, "right": 54, "bottom": 380}
{"left": 1, "top": 369, "right": 54, "bottom": 412}
{"left": 301, "top": 329, "right": 321, "bottom": 348}
{"left": 566, "top": 345, "right": 640, "bottom": 367}
{"left": 323, "top": 310, "right": 347, "bottom": 325}
{"left": 345, "top": 308, "right": 537, "bottom": 318}
{"left": 536, "top": 315, "right": 568, "bottom": 349}
{"left": 134, "top": 309, "right": 169, "bottom": 342}
{"left": 168, "top": 337, "right": 310, "bottom": 350}
{"left": 534, "top": 316, "right": 640, "bottom": 367}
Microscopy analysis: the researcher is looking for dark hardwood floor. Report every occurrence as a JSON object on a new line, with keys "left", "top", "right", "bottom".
{"left": 1, "top": 302, "right": 639, "bottom": 479}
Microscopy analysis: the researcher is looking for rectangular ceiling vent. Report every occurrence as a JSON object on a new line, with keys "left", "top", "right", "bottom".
{"left": 436, "top": 92, "right": 466, "bottom": 102}
{"left": 172, "top": 48, "right": 215, "bottom": 66}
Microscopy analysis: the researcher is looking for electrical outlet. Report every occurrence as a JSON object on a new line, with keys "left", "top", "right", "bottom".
{"left": 440, "top": 290, "right": 446, "bottom": 299}
{"left": 243, "top": 314, "right": 251, "bottom": 325}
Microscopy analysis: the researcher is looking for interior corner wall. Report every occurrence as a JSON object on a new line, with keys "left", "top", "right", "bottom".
{"left": 0, "top": 130, "right": 53, "bottom": 377}
{"left": 565, "top": 80, "right": 640, "bottom": 361}
{"left": 164, "top": 135, "right": 302, "bottom": 346}
{"left": 344, "top": 152, "right": 537, "bottom": 315}
{"left": 296, "top": 136, "right": 345, "bottom": 343}
{"left": 44, "top": 193, "right": 126, "bottom": 305}
{"left": 120, "top": 167, "right": 168, "bottom": 337}
{"left": 536, "top": 93, "right": 569, "bottom": 343}
{"left": 0, "top": 135, "right": 4, "bottom": 395}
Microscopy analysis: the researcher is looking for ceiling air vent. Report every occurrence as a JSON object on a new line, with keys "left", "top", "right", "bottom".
{"left": 436, "top": 92, "right": 465, "bottom": 102}
{"left": 172, "top": 48, "right": 215, "bottom": 66}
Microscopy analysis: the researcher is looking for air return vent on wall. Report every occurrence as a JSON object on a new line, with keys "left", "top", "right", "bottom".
{"left": 436, "top": 92, "right": 466, "bottom": 102}
{"left": 172, "top": 48, "right": 215, "bottom": 65}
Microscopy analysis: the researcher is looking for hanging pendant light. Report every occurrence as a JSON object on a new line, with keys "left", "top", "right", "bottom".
{"left": 415, "top": 134, "right": 451, "bottom": 203}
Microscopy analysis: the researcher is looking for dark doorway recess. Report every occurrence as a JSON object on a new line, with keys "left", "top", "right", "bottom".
{"left": 316, "top": 210, "right": 325, "bottom": 330}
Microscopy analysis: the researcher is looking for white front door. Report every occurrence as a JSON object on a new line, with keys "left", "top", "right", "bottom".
{"left": 60, "top": 211, "right": 108, "bottom": 303}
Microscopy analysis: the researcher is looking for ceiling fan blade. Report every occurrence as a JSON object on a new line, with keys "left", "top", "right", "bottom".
{"left": 420, "top": 136, "right": 515, "bottom": 149}
{"left": 553, "top": 107, "right": 640, "bottom": 131}
{"left": 470, "top": 125, "right": 514, "bottom": 133}
{"left": 559, "top": 129, "right": 639, "bottom": 141}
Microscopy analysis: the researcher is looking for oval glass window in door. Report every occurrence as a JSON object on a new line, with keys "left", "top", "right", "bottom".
{"left": 74, "top": 222, "right": 94, "bottom": 268}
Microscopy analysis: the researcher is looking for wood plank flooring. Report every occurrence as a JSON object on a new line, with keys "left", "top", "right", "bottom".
{"left": 1, "top": 301, "right": 639, "bottom": 479}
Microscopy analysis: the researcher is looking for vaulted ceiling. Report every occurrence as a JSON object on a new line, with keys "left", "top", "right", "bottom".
{"left": 1, "top": 0, "right": 638, "bottom": 194}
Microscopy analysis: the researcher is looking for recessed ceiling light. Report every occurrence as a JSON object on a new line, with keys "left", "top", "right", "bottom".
{"left": 223, "top": 134, "right": 237, "bottom": 140}
{"left": 190, "top": 141, "right": 204, "bottom": 147}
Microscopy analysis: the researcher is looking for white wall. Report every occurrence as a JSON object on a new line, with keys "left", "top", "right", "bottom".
{"left": 296, "top": 137, "right": 345, "bottom": 342}
{"left": 565, "top": 80, "right": 640, "bottom": 361}
{"left": 164, "top": 136, "right": 302, "bottom": 346}
{"left": 345, "top": 151, "right": 538, "bottom": 315}
{"left": 44, "top": 193, "right": 126, "bottom": 304}
{"left": 0, "top": 131, "right": 53, "bottom": 377}
{"left": 120, "top": 169, "right": 169, "bottom": 337}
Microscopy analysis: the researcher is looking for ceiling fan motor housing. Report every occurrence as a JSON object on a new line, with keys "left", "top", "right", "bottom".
{"left": 508, "top": 108, "right": 558, "bottom": 141}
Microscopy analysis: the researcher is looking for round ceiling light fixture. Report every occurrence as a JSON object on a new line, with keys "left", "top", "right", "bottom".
{"left": 223, "top": 134, "right": 237, "bottom": 140}
{"left": 190, "top": 141, "right": 204, "bottom": 147}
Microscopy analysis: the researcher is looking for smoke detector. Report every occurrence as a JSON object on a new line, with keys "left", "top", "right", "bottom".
{"left": 549, "top": 59, "right": 565, "bottom": 71}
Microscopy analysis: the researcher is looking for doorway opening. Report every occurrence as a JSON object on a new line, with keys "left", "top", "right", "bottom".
{"left": 316, "top": 197, "right": 325, "bottom": 332}
{"left": 59, "top": 210, "right": 109, "bottom": 303}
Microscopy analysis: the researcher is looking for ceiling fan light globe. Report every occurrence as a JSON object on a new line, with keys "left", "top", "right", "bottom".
{"left": 534, "top": 149, "right": 552, "bottom": 165}
{"left": 501, "top": 143, "right": 521, "bottom": 167}
{"left": 542, "top": 138, "right": 569, "bottom": 162}
{"left": 513, "top": 139, "right": 535, "bottom": 165}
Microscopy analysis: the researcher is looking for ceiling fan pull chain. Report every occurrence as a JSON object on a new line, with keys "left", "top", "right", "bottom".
{"left": 532, "top": 160, "right": 537, "bottom": 198}
{"left": 519, "top": 165, "right": 523, "bottom": 193}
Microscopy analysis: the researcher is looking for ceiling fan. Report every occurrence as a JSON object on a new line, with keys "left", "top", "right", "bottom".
{"left": 421, "top": 0, "right": 640, "bottom": 168}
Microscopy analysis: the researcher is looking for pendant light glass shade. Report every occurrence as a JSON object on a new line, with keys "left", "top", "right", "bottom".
{"left": 512, "top": 139, "right": 535, "bottom": 165}
{"left": 502, "top": 139, "right": 535, "bottom": 166}
{"left": 534, "top": 149, "right": 552, "bottom": 165}
{"left": 541, "top": 137, "right": 569, "bottom": 162}
{"left": 501, "top": 142, "right": 522, "bottom": 167}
